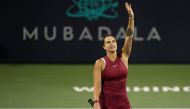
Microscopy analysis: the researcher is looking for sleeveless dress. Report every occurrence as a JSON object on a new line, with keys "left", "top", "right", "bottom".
{"left": 99, "top": 55, "right": 131, "bottom": 109}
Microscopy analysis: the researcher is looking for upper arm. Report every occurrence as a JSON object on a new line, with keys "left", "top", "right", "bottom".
{"left": 93, "top": 59, "right": 103, "bottom": 100}
{"left": 122, "top": 37, "right": 133, "bottom": 58}
{"left": 93, "top": 59, "right": 103, "bottom": 89}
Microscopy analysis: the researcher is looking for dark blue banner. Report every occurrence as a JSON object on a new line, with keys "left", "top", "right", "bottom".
{"left": 1, "top": 0, "right": 190, "bottom": 63}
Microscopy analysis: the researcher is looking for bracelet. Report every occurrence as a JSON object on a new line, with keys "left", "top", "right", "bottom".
{"left": 93, "top": 100, "right": 99, "bottom": 103}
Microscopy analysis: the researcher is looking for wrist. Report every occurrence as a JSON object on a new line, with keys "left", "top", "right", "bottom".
{"left": 93, "top": 99, "right": 99, "bottom": 104}
{"left": 129, "top": 16, "right": 134, "bottom": 20}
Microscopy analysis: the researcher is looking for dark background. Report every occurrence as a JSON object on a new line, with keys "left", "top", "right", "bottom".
{"left": 1, "top": 0, "right": 190, "bottom": 63}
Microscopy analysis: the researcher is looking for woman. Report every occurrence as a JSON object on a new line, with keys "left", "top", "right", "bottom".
{"left": 93, "top": 2, "right": 134, "bottom": 109}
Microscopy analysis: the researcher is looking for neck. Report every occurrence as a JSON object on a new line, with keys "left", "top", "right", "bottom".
{"left": 107, "top": 51, "right": 117, "bottom": 61}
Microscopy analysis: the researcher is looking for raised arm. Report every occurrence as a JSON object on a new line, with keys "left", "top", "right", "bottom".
{"left": 122, "top": 2, "right": 134, "bottom": 58}
{"left": 93, "top": 59, "right": 103, "bottom": 109}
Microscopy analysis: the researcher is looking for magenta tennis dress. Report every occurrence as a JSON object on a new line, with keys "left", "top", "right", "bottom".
{"left": 99, "top": 55, "right": 131, "bottom": 109}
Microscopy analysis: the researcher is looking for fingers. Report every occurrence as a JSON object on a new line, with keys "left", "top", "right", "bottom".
{"left": 125, "top": 2, "right": 129, "bottom": 8}
{"left": 125, "top": 2, "right": 132, "bottom": 10}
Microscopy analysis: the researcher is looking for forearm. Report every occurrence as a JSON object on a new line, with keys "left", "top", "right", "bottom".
{"left": 93, "top": 81, "right": 101, "bottom": 109}
{"left": 93, "top": 83, "right": 101, "bottom": 100}
{"left": 126, "top": 16, "right": 134, "bottom": 37}
{"left": 122, "top": 17, "right": 134, "bottom": 56}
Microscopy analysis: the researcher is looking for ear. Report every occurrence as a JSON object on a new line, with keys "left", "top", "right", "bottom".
{"left": 103, "top": 45, "right": 106, "bottom": 50}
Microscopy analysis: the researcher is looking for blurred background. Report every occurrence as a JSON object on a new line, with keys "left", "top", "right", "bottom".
{"left": 0, "top": 0, "right": 190, "bottom": 108}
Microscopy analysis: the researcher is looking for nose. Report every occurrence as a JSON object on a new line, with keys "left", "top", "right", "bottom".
{"left": 110, "top": 42, "right": 114, "bottom": 45}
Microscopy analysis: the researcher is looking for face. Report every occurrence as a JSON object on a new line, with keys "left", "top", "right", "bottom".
{"left": 103, "top": 36, "right": 117, "bottom": 52}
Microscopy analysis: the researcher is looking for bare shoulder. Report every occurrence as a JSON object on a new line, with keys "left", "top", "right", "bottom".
{"left": 95, "top": 58, "right": 104, "bottom": 67}
{"left": 94, "top": 58, "right": 105, "bottom": 72}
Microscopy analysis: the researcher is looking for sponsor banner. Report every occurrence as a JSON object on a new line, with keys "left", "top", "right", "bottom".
{"left": 73, "top": 86, "right": 190, "bottom": 93}
{"left": 1, "top": 0, "right": 190, "bottom": 63}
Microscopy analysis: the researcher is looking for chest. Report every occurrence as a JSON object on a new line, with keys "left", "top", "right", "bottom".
{"left": 102, "top": 58, "right": 128, "bottom": 80}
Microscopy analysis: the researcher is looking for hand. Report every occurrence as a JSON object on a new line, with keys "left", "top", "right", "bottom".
{"left": 125, "top": 2, "right": 134, "bottom": 18}
{"left": 93, "top": 102, "right": 101, "bottom": 109}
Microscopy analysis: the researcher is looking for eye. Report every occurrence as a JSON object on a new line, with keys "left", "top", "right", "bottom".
{"left": 106, "top": 41, "right": 111, "bottom": 44}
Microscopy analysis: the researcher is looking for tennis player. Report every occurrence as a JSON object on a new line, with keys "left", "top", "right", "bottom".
{"left": 93, "top": 2, "right": 134, "bottom": 109}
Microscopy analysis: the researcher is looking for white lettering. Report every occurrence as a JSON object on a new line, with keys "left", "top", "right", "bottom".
{"left": 22, "top": 26, "right": 162, "bottom": 42}
{"left": 152, "top": 86, "right": 160, "bottom": 92}
{"left": 147, "top": 27, "right": 161, "bottom": 41}
{"left": 79, "top": 27, "right": 93, "bottom": 41}
{"left": 72, "top": 86, "right": 190, "bottom": 93}
{"left": 44, "top": 26, "right": 56, "bottom": 41}
{"left": 23, "top": 27, "right": 38, "bottom": 40}
{"left": 116, "top": 27, "right": 126, "bottom": 40}
{"left": 63, "top": 26, "right": 74, "bottom": 41}
{"left": 133, "top": 86, "right": 150, "bottom": 92}
{"left": 134, "top": 27, "right": 144, "bottom": 41}
{"left": 126, "top": 87, "right": 130, "bottom": 92}
{"left": 183, "top": 86, "right": 190, "bottom": 92}
{"left": 73, "top": 86, "right": 94, "bottom": 92}
{"left": 98, "top": 26, "right": 111, "bottom": 41}
{"left": 162, "top": 86, "right": 180, "bottom": 92}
